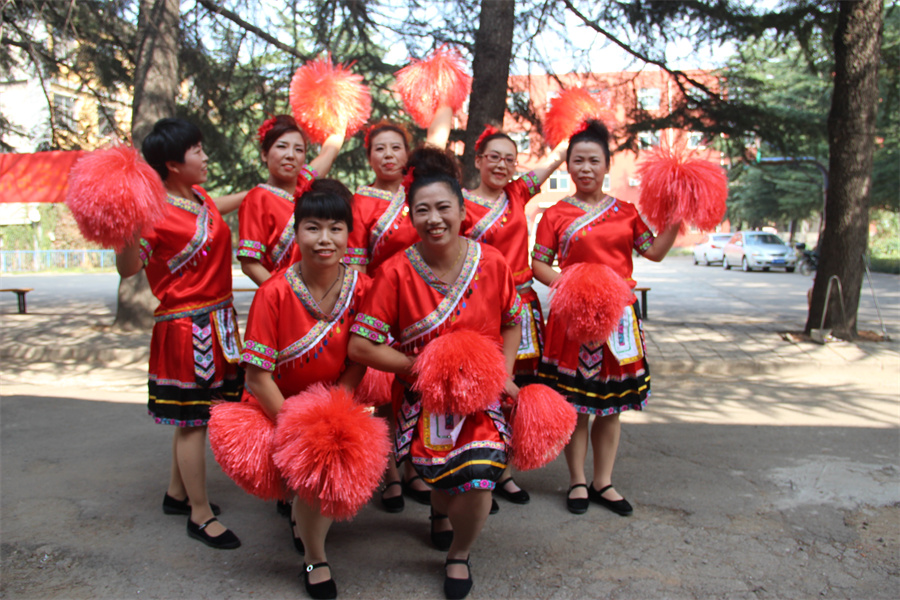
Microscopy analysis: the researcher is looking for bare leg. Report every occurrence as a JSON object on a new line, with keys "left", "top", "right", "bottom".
{"left": 590, "top": 413, "right": 623, "bottom": 500}
{"left": 403, "top": 461, "right": 431, "bottom": 493}
{"left": 176, "top": 425, "right": 228, "bottom": 537}
{"left": 563, "top": 413, "right": 591, "bottom": 499}
{"left": 433, "top": 489, "right": 491, "bottom": 579}
{"left": 293, "top": 497, "right": 334, "bottom": 584}
{"left": 167, "top": 429, "right": 187, "bottom": 500}
{"left": 378, "top": 404, "right": 401, "bottom": 499}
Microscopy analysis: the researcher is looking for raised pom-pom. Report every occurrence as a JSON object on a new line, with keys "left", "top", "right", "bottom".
{"left": 273, "top": 384, "right": 390, "bottom": 520}
{"left": 289, "top": 56, "right": 372, "bottom": 144}
{"left": 551, "top": 263, "right": 634, "bottom": 345}
{"left": 395, "top": 45, "right": 472, "bottom": 128}
{"left": 509, "top": 384, "right": 577, "bottom": 471}
{"left": 412, "top": 329, "right": 507, "bottom": 415}
{"left": 65, "top": 144, "right": 166, "bottom": 250}
{"left": 637, "top": 145, "right": 727, "bottom": 231}
{"left": 209, "top": 398, "right": 286, "bottom": 501}
{"left": 354, "top": 368, "right": 394, "bottom": 408}
{"left": 543, "top": 88, "right": 612, "bottom": 148}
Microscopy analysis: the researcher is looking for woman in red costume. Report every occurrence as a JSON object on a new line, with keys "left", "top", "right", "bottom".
{"left": 237, "top": 115, "right": 344, "bottom": 285}
{"left": 241, "top": 179, "right": 368, "bottom": 599}
{"left": 116, "top": 118, "right": 247, "bottom": 550}
{"left": 532, "top": 120, "right": 680, "bottom": 517}
{"left": 348, "top": 146, "right": 523, "bottom": 600}
{"left": 347, "top": 108, "right": 452, "bottom": 510}
{"left": 462, "top": 125, "right": 567, "bottom": 505}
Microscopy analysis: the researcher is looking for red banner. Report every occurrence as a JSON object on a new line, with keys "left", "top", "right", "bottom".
{"left": 0, "top": 151, "right": 85, "bottom": 203}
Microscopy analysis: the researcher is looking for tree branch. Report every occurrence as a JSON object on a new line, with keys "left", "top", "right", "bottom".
{"left": 195, "top": 0, "right": 310, "bottom": 61}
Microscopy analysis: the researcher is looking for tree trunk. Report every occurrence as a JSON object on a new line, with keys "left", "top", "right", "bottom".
{"left": 461, "top": 0, "right": 515, "bottom": 188}
{"left": 114, "top": 0, "right": 179, "bottom": 331}
{"left": 805, "top": 0, "right": 883, "bottom": 339}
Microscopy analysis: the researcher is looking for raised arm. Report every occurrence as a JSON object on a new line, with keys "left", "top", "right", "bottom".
{"left": 308, "top": 132, "right": 346, "bottom": 177}
{"left": 425, "top": 106, "right": 453, "bottom": 150}
{"left": 642, "top": 222, "right": 682, "bottom": 262}
{"left": 213, "top": 190, "right": 249, "bottom": 215}
{"left": 529, "top": 140, "right": 568, "bottom": 187}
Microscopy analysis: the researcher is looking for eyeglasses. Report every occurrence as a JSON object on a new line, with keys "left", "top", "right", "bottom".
{"left": 479, "top": 152, "right": 517, "bottom": 167}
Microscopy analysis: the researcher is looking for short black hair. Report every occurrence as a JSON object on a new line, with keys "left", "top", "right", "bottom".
{"left": 566, "top": 119, "right": 611, "bottom": 167}
{"left": 294, "top": 179, "right": 354, "bottom": 232}
{"left": 142, "top": 118, "right": 203, "bottom": 180}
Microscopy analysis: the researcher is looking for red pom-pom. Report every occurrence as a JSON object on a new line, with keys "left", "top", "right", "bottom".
{"left": 543, "top": 88, "right": 613, "bottom": 148}
{"left": 394, "top": 45, "right": 472, "bottom": 128}
{"left": 64, "top": 144, "right": 166, "bottom": 250}
{"left": 354, "top": 368, "right": 394, "bottom": 407}
{"left": 289, "top": 56, "right": 372, "bottom": 144}
{"left": 637, "top": 146, "right": 728, "bottom": 231}
{"left": 273, "top": 384, "right": 390, "bottom": 520}
{"left": 209, "top": 398, "right": 286, "bottom": 501}
{"left": 412, "top": 329, "right": 507, "bottom": 415}
{"left": 509, "top": 384, "right": 577, "bottom": 471}
{"left": 550, "top": 263, "right": 634, "bottom": 345}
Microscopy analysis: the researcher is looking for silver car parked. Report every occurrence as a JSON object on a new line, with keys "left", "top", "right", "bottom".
{"left": 723, "top": 231, "right": 797, "bottom": 272}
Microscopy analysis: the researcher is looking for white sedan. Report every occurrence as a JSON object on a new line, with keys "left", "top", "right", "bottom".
{"left": 723, "top": 231, "right": 797, "bottom": 272}
{"left": 692, "top": 233, "right": 734, "bottom": 266}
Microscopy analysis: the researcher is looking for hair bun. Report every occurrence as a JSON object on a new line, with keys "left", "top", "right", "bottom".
{"left": 404, "top": 145, "right": 461, "bottom": 183}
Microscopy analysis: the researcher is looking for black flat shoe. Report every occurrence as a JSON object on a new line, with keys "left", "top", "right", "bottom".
{"left": 163, "top": 493, "right": 220, "bottom": 516}
{"left": 566, "top": 483, "right": 589, "bottom": 515}
{"left": 589, "top": 483, "right": 633, "bottom": 516}
{"left": 290, "top": 518, "right": 305, "bottom": 554}
{"left": 430, "top": 509, "right": 453, "bottom": 551}
{"left": 402, "top": 475, "right": 432, "bottom": 505}
{"left": 277, "top": 499, "right": 291, "bottom": 518}
{"left": 444, "top": 557, "right": 473, "bottom": 600}
{"left": 494, "top": 477, "right": 530, "bottom": 505}
{"left": 303, "top": 562, "right": 337, "bottom": 600}
{"left": 381, "top": 480, "right": 405, "bottom": 513}
{"left": 186, "top": 517, "right": 240, "bottom": 549}
{"left": 489, "top": 498, "right": 500, "bottom": 515}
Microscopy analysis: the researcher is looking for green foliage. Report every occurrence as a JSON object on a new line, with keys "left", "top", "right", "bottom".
{"left": 869, "top": 208, "right": 900, "bottom": 259}
{"left": 727, "top": 162, "right": 824, "bottom": 229}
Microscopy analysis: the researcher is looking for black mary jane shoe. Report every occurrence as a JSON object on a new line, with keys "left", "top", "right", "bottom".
{"left": 186, "top": 517, "right": 240, "bottom": 550}
{"left": 402, "top": 475, "right": 432, "bottom": 505}
{"left": 494, "top": 477, "right": 530, "bottom": 505}
{"left": 163, "top": 493, "right": 220, "bottom": 516}
{"left": 588, "top": 483, "right": 633, "bottom": 516}
{"left": 566, "top": 483, "right": 589, "bottom": 515}
{"left": 430, "top": 509, "right": 454, "bottom": 551}
{"left": 380, "top": 480, "right": 405, "bottom": 513}
{"left": 444, "top": 557, "right": 473, "bottom": 600}
{"left": 489, "top": 497, "right": 500, "bottom": 515}
{"left": 290, "top": 518, "right": 306, "bottom": 555}
{"left": 304, "top": 562, "right": 337, "bottom": 600}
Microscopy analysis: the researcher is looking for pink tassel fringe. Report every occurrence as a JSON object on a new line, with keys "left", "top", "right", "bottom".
{"left": 289, "top": 56, "right": 372, "bottom": 144}
{"left": 509, "top": 384, "right": 577, "bottom": 471}
{"left": 64, "top": 144, "right": 167, "bottom": 250}
{"left": 543, "top": 88, "right": 612, "bottom": 148}
{"left": 550, "top": 263, "right": 634, "bottom": 345}
{"left": 354, "top": 368, "right": 394, "bottom": 408}
{"left": 394, "top": 45, "right": 472, "bottom": 128}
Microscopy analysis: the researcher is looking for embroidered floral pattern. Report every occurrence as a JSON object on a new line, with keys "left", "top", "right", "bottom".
{"left": 521, "top": 171, "right": 540, "bottom": 196}
{"left": 635, "top": 230, "right": 654, "bottom": 253}
{"left": 343, "top": 247, "right": 368, "bottom": 265}
{"left": 237, "top": 239, "right": 265, "bottom": 259}
{"left": 502, "top": 294, "right": 525, "bottom": 327}
{"left": 361, "top": 186, "right": 407, "bottom": 257}
{"left": 165, "top": 194, "right": 211, "bottom": 273}
{"left": 154, "top": 297, "right": 233, "bottom": 322}
{"left": 351, "top": 313, "right": 391, "bottom": 343}
{"left": 464, "top": 190, "right": 509, "bottom": 242}
{"left": 270, "top": 216, "right": 296, "bottom": 265}
{"left": 560, "top": 196, "right": 616, "bottom": 260}
{"left": 139, "top": 238, "right": 153, "bottom": 266}
{"left": 531, "top": 243, "right": 555, "bottom": 264}
{"left": 256, "top": 183, "right": 294, "bottom": 202}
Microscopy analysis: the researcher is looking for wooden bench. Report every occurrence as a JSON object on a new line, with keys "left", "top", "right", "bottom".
{"left": 634, "top": 286, "right": 651, "bottom": 320}
{"left": 0, "top": 288, "right": 33, "bottom": 314}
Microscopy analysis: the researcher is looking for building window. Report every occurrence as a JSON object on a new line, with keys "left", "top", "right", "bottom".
{"left": 687, "top": 131, "right": 705, "bottom": 149}
{"left": 507, "top": 130, "right": 530, "bottom": 153}
{"left": 638, "top": 131, "right": 660, "bottom": 149}
{"left": 548, "top": 169, "right": 569, "bottom": 191}
{"left": 637, "top": 87, "right": 661, "bottom": 110}
{"left": 53, "top": 93, "right": 77, "bottom": 132}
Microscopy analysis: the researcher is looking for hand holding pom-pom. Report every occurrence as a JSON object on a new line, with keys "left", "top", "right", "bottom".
{"left": 637, "top": 145, "right": 727, "bottom": 232}
{"left": 290, "top": 56, "right": 372, "bottom": 144}
{"left": 551, "top": 263, "right": 634, "bottom": 345}
{"left": 65, "top": 144, "right": 167, "bottom": 250}
{"left": 412, "top": 329, "right": 508, "bottom": 415}
{"left": 395, "top": 45, "right": 472, "bottom": 128}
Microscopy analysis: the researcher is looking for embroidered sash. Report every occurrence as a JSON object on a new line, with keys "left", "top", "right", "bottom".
{"left": 559, "top": 196, "right": 616, "bottom": 260}
{"left": 278, "top": 267, "right": 356, "bottom": 365}
{"left": 399, "top": 242, "right": 481, "bottom": 349}
{"left": 463, "top": 190, "right": 508, "bottom": 242}
{"left": 211, "top": 307, "right": 241, "bottom": 364}
{"left": 359, "top": 185, "right": 407, "bottom": 259}
{"left": 607, "top": 302, "right": 643, "bottom": 364}
{"left": 166, "top": 194, "right": 211, "bottom": 273}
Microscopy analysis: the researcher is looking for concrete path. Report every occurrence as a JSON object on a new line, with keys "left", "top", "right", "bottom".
{"left": 1, "top": 260, "right": 898, "bottom": 599}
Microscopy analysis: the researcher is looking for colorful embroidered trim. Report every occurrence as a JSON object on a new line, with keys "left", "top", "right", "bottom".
{"left": 502, "top": 294, "right": 525, "bottom": 327}
{"left": 154, "top": 297, "right": 233, "bottom": 322}
{"left": 634, "top": 230, "right": 655, "bottom": 253}
{"left": 270, "top": 216, "right": 296, "bottom": 265}
{"left": 465, "top": 190, "right": 508, "bottom": 242}
{"left": 531, "top": 244, "right": 555, "bottom": 264}
{"left": 366, "top": 186, "right": 407, "bottom": 257}
{"left": 559, "top": 195, "right": 616, "bottom": 260}
{"left": 211, "top": 307, "right": 241, "bottom": 364}
{"left": 521, "top": 171, "right": 540, "bottom": 196}
{"left": 400, "top": 242, "right": 480, "bottom": 346}
{"left": 242, "top": 340, "right": 278, "bottom": 371}
{"left": 237, "top": 239, "right": 265, "bottom": 260}
{"left": 166, "top": 195, "right": 211, "bottom": 273}
{"left": 256, "top": 183, "right": 294, "bottom": 202}
{"left": 287, "top": 267, "right": 355, "bottom": 323}
{"left": 515, "top": 279, "right": 534, "bottom": 292}
{"left": 343, "top": 247, "right": 368, "bottom": 265}
{"left": 139, "top": 238, "right": 153, "bottom": 267}
{"left": 351, "top": 313, "right": 391, "bottom": 344}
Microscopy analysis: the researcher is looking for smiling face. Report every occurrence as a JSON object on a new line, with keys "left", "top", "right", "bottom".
{"left": 367, "top": 130, "right": 408, "bottom": 184}
{"left": 295, "top": 217, "right": 348, "bottom": 269}
{"left": 166, "top": 142, "right": 208, "bottom": 186}
{"left": 263, "top": 130, "right": 307, "bottom": 185}
{"left": 567, "top": 140, "right": 609, "bottom": 196}
{"left": 475, "top": 137, "right": 517, "bottom": 191}
{"left": 410, "top": 181, "right": 465, "bottom": 249}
